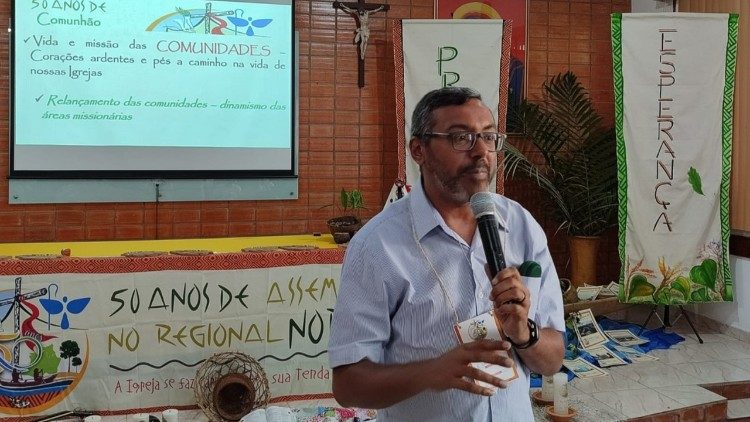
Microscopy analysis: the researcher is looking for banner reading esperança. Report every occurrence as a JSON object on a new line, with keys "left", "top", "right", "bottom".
{"left": 612, "top": 13, "right": 738, "bottom": 304}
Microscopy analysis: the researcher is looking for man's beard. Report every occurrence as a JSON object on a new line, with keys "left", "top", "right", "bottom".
{"left": 424, "top": 158, "right": 497, "bottom": 203}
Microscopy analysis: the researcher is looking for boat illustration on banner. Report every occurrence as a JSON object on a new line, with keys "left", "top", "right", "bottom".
{"left": 0, "top": 278, "right": 89, "bottom": 414}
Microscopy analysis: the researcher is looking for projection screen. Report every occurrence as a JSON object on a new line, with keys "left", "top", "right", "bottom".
{"left": 11, "top": 0, "right": 296, "bottom": 179}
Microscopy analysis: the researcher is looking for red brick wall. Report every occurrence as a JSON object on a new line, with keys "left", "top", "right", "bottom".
{"left": 507, "top": 0, "right": 630, "bottom": 283}
{"left": 0, "top": 0, "right": 627, "bottom": 283}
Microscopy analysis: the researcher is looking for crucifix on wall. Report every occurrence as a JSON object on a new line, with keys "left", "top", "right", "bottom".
{"left": 332, "top": 0, "right": 389, "bottom": 87}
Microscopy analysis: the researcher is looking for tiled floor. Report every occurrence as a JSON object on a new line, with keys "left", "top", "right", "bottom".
{"left": 728, "top": 398, "right": 750, "bottom": 419}
{"left": 530, "top": 311, "right": 750, "bottom": 421}
{"left": 86, "top": 311, "right": 750, "bottom": 421}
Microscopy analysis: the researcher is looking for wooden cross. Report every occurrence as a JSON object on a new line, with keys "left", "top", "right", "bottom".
{"left": 333, "top": 0, "right": 390, "bottom": 88}
{"left": 0, "top": 277, "right": 47, "bottom": 368}
{"left": 199, "top": 3, "right": 235, "bottom": 34}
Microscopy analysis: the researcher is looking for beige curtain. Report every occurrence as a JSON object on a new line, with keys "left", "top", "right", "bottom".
{"left": 680, "top": 0, "right": 748, "bottom": 232}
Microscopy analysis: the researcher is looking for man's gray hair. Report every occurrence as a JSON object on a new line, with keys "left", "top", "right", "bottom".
{"left": 410, "top": 87, "right": 483, "bottom": 138}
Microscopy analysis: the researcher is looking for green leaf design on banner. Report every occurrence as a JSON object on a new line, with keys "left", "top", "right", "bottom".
{"left": 656, "top": 288, "right": 686, "bottom": 305}
{"left": 725, "top": 284, "right": 734, "bottom": 301}
{"left": 688, "top": 167, "right": 704, "bottom": 195}
{"left": 654, "top": 288, "right": 671, "bottom": 304}
{"left": 671, "top": 276, "right": 691, "bottom": 301}
{"left": 692, "top": 287, "right": 709, "bottom": 302}
{"left": 628, "top": 274, "right": 654, "bottom": 299}
{"left": 669, "top": 289, "right": 687, "bottom": 304}
{"left": 690, "top": 258, "right": 718, "bottom": 291}
{"left": 23, "top": 344, "right": 61, "bottom": 377}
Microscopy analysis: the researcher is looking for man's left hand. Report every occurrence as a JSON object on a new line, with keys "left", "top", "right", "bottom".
{"left": 489, "top": 267, "right": 530, "bottom": 345}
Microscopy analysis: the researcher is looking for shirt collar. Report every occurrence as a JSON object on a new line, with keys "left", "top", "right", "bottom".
{"left": 409, "top": 180, "right": 510, "bottom": 241}
{"left": 409, "top": 180, "right": 442, "bottom": 241}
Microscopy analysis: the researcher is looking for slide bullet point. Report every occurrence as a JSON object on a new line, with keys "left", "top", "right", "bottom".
{"left": 24, "top": 37, "right": 31, "bottom": 43}
{"left": 35, "top": 94, "right": 44, "bottom": 102}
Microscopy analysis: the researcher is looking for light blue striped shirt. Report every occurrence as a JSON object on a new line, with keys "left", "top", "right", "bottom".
{"left": 328, "top": 181, "right": 565, "bottom": 421}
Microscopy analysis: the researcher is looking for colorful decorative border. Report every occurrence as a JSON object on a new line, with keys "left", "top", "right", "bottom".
{"left": 610, "top": 13, "right": 627, "bottom": 287}
{"left": 720, "top": 13, "right": 739, "bottom": 299}
{"left": 0, "top": 249, "right": 345, "bottom": 275}
{"left": 496, "top": 19, "right": 512, "bottom": 195}
{"left": 393, "top": 20, "right": 406, "bottom": 183}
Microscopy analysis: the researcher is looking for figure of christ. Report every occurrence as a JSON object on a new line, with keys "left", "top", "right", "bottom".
{"left": 336, "top": 3, "right": 386, "bottom": 60}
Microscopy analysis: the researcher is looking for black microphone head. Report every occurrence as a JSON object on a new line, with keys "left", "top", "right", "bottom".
{"left": 469, "top": 192, "right": 495, "bottom": 218}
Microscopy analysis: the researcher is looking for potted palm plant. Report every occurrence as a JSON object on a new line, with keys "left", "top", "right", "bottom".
{"left": 504, "top": 71, "right": 618, "bottom": 287}
{"left": 326, "top": 189, "right": 365, "bottom": 243}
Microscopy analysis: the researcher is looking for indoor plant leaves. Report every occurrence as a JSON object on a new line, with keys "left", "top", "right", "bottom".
{"left": 504, "top": 71, "right": 617, "bottom": 237}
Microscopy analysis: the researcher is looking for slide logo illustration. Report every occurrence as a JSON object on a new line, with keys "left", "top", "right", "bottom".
{"left": 147, "top": 3, "right": 273, "bottom": 36}
{"left": 0, "top": 279, "right": 90, "bottom": 414}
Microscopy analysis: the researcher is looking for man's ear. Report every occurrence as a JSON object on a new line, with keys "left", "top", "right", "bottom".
{"left": 409, "top": 137, "right": 425, "bottom": 165}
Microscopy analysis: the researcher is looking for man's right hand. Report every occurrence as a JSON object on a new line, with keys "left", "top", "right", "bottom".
{"left": 332, "top": 340, "right": 515, "bottom": 408}
{"left": 423, "top": 339, "right": 514, "bottom": 396}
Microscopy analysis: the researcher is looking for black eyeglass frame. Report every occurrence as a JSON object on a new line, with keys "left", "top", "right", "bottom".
{"left": 420, "top": 132, "right": 507, "bottom": 152}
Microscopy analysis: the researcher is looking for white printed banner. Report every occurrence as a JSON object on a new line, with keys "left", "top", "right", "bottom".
{"left": 0, "top": 265, "right": 340, "bottom": 417}
{"left": 387, "top": 20, "right": 509, "bottom": 205}
{"left": 612, "top": 13, "right": 738, "bottom": 304}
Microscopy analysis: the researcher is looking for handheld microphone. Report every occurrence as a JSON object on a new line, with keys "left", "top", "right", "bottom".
{"left": 469, "top": 192, "right": 506, "bottom": 278}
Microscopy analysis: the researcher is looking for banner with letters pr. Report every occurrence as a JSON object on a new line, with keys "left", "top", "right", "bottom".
{"left": 612, "top": 13, "right": 738, "bottom": 304}
{"left": 385, "top": 19, "right": 510, "bottom": 205}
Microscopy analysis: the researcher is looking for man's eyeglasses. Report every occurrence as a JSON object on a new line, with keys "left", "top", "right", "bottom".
{"left": 421, "top": 132, "right": 507, "bottom": 151}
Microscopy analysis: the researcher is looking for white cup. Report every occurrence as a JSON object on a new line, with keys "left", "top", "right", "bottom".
{"left": 541, "top": 374, "right": 554, "bottom": 401}
{"left": 162, "top": 409, "right": 178, "bottom": 422}
{"left": 553, "top": 372, "right": 569, "bottom": 415}
{"left": 130, "top": 413, "right": 149, "bottom": 422}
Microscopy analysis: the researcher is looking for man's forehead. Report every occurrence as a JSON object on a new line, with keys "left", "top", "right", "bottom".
{"left": 432, "top": 100, "right": 495, "bottom": 126}
{"left": 433, "top": 98, "right": 491, "bottom": 113}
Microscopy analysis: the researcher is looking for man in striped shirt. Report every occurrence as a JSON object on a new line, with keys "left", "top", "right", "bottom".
{"left": 328, "top": 87, "right": 565, "bottom": 421}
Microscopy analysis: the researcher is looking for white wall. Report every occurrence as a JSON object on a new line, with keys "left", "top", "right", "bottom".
{"left": 688, "top": 255, "right": 750, "bottom": 332}
{"left": 631, "top": 0, "right": 675, "bottom": 12}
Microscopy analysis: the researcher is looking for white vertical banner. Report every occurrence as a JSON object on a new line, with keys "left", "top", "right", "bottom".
{"left": 388, "top": 20, "right": 508, "bottom": 205}
{"left": 613, "top": 13, "right": 738, "bottom": 304}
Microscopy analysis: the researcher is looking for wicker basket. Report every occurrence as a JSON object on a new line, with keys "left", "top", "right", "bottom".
{"left": 194, "top": 352, "right": 269, "bottom": 421}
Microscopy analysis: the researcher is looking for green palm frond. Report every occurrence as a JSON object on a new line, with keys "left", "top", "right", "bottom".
{"left": 504, "top": 71, "right": 617, "bottom": 236}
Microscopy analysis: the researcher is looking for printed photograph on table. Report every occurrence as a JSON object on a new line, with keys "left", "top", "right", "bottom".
{"left": 604, "top": 329, "right": 649, "bottom": 346}
{"left": 599, "top": 281, "right": 619, "bottom": 296}
{"left": 572, "top": 309, "right": 608, "bottom": 349}
{"left": 576, "top": 286, "right": 603, "bottom": 301}
{"left": 563, "top": 357, "right": 608, "bottom": 378}
{"left": 584, "top": 345, "right": 627, "bottom": 367}
{"left": 435, "top": 0, "right": 526, "bottom": 133}
{"left": 611, "top": 344, "right": 658, "bottom": 362}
